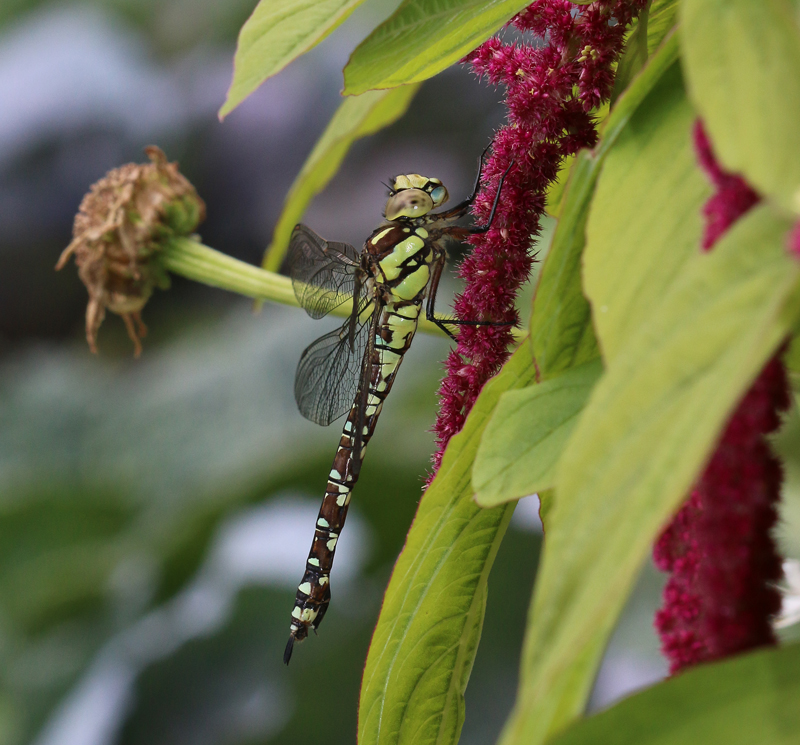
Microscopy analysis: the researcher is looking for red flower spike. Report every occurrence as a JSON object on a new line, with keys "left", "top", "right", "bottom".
{"left": 653, "top": 121, "right": 790, "bottom": 674}
{"left": 430, "top": 0, "right": 647, "bottom": 473}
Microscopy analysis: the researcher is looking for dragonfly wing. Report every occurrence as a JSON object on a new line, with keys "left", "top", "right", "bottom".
{"left": 294, "top": 304, "right": 373, "bottom": 426}
{"left": 287, "top": 224, "right": 361, "bottom": 320}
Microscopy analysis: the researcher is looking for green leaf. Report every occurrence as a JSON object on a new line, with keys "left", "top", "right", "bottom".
{"left": 611, "top": 4, "right": 649, "bottom": 103}
{"left": 585, "top": 61, "right": 710, "bottom": 361}
{"left": 681, "top": 0, "right": 800, "bottom": 214}
{"left": 531, "top": 32, "right": 679, "bottom": 377}
{"left": 530, "top": 149, "right": 600, "bottom": 377}
{"left": 219, "top": 0, "right": 367, "bottom": 119}
{"left": 261, "top": 86, "right": 420, "bottom": 272}
{"left": 473, "top": 359, "right": 602, "bottom": 508}
{"left": 611, "top": 0, "right": 679, "bottom": 102}
{"left": 500, "top": 206, "right": 800, "bottom": 745}
{"left": 342, "top": 0, "right": 531, "bottom": 96}
{"left": 549, "top": 643, "right": 800, "bottom": 745}
{"left": 544, "top": 154, "right": 576, "bottom": 219}
{"left": 358, "top": 341, "right": 535, "bottom": 745}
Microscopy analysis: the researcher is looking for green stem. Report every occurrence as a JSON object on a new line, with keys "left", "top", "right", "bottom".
{"left": 163, "top": 236, "right": 297, "bottom": 306}
{"left": 162, "top": 237, "right": 525, "bottom": 342}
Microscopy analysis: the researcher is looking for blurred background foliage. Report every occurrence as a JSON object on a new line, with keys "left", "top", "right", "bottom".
{"left": 2, "top": 1, "right": 797, "bottom": 744}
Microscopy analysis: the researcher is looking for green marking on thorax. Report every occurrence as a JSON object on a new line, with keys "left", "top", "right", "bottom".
{"left": 371, "top": 227, "right": 393, "bottom": 244}
{"left": 378, "top": 235, "right": 425, "bottom": 280}
{"left": 393, "top": 264, "right": 430, "bottom": 301}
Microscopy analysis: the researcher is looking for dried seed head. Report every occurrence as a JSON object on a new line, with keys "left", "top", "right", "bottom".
{"left": 56, "top": 146, "right": 206, "bottom": 356}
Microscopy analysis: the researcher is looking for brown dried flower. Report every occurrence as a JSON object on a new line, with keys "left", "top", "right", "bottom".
{"left": 56, "top": 146, "right": 205, "bottom": 356}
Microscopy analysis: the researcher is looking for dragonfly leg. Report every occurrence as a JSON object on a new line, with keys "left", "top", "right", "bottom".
{"left": 425, "top": 258, "right": 457, "bottom": 340}
{"left": 433, "top": 143, "right": 494, "bottom": 220}
{"left": 425, "top": 255, "right": 513, "bottom": 339}
{"left": 470, "top": 159, "right": 514, "bottom": 234}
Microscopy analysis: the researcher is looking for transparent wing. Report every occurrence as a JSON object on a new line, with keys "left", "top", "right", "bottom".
{"left": 287, "top": 224, "right": 362, "bottom": 320}
{"left": 294, "top": 299, "right": 374, "bottom": 426}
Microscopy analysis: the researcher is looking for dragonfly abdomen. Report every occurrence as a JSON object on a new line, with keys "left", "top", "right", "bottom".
{"left": 284, "top": 300, "right": 423, "bottom": 664}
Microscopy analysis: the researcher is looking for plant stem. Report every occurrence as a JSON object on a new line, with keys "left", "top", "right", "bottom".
{"left": 164, "top": 236, "right": 489, "bottom": 340}
{"left": 163, "top": 236, "right": 297, "bottom": 305}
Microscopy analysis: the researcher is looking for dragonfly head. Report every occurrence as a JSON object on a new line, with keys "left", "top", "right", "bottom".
{"left": 384, "top": 174, "right": 449, "bottom": 220}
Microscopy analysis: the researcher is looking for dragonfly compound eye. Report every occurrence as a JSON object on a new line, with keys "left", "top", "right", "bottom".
{"left": 384, "top": 188, "right": 434, "bottom": 220}
{"left": 429, "top": 185, "right": 448, "bottom": 206}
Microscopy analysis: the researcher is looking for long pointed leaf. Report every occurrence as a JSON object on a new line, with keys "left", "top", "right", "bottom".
{"left": 358, "top": 342, "right": 534, "bottom": 745}
{"left": 342, "top": 0, "right": 531, "bottom": 95}
{"left": 531, "top": 31, "right": 679, "bottom": 376}
{"left": 584, "top": 63, "right": 710, "bottom": 361}
{"left": 219, "top": 0, "right": 367, "bottom": 119}
{"left": 549, "top": 643, "right": 800, "bottom": 745}
{"left": 261, "top": 85, "right": 419, "bottom": 273}
{"left": 473, "top": 359, "right": 602, "bottom": 508}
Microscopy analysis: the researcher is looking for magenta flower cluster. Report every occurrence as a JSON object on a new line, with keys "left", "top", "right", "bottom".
{"left": 654, "top": 358, "right": 788, "bottom": 672}
{"left": 653, "top": 122, "right": 790, "bottom": 674}
{"left": 431, "top": 0, "right": 647, "bottom": 469}
{"left": 693, "top": 122, "right": 760, "bottom": 251}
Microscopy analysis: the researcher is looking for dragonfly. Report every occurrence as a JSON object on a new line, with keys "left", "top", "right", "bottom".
{"left": 283, "top": 153, "right": 511, "bottom": 664}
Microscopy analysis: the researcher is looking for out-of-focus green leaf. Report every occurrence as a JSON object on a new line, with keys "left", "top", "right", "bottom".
{"left": 342, "top": 0, "right": 531, "bottom": 95}
{"left": 500, "top": 206, "right": 800, "bottom": 745}
{"left": 0, "top": 301, "right": 451, "bottom": 745}
{"left": 120, "top": 583, "right": 373, "bottom": 745}
{"left": 358, "top": 341, "right": 535, "bottom": 745}
{"left": 681, "top": 0, "right": 800, "bottom": 214}
{"left": 532, "top": 33, "right": 679, "bottom": 377}
{"left": 261, "top": 86, "right": 419, "bottom": 273}
{"left": 585, "top": 62, "right": 709, "bottom": 361}
{"left": 549, "top": 643, "right": 800, "bottom": 745}
{"left": 0, "top": 490, "right": 134, "bottom": 631}
{"left": 219, "top": 0, "right": 367, "bottom": 119}
{"left": 473, "top": 359, "right": 602, "bottom": 508}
